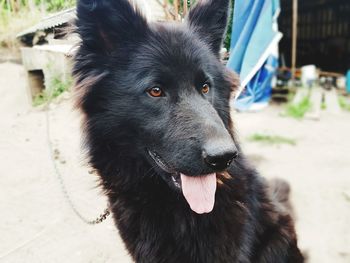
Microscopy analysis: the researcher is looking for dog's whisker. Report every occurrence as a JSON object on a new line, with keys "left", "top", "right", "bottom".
{"left": 143, "top": 167, "right": 156, "bottom": 178}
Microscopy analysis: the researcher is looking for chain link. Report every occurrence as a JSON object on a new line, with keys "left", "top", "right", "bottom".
{"left": 45, "top": 102, "right": 110, "bottom": 225}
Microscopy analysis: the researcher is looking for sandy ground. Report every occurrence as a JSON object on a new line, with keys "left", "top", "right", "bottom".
{"left": 0, "top": 62, "right": 349, "bottom": 263}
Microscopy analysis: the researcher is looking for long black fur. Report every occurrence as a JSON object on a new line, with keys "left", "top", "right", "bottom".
{"left": 73, "top": 0, "right": 304, "bottom": 262}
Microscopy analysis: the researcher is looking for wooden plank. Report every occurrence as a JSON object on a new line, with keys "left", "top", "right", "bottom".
{"left": 148, "top": 0, "right": 167, "bottom": 21}
{"left": 174, "top": 0, "right": 179, "bottom": 20}
{"left": 20, "top": 46, "right": 72, "bottom": 103}
{"left": 21, "top": 47, "right": 48, "bottom": 71}
{"left": 291, "top": 0, "right": 298, "bottom": 84}
{"left": 319, "top": 71, "right": 343, "bottom": 78}
{"left": 133, "top": 0, "right": 166, "bottom": 21}
{"left": 163, "top": 0, "right": 171, "bottom": 20}
{"left": 183, "top": 0, "right": 188, "bottom": 16}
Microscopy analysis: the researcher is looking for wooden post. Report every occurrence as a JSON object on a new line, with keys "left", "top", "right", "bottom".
{"left": 28, "top": 0, "right": 35, "bottom": 12}
{"left": 10, "top": 0, "right": 17, "bottom": 13}
{"left": 174, "top": 0, "right": 179, "bottom": 20}
{"left": 291, "top": 0, "right": 298, "bottom": 83}
{"left": 163, "top": 0, "right": 169, "bottom": 20}
{"left": 6, "top": 0, "right": 11, "bottom": 13}
{"left": 183, "top": 0, "right": 188, "bottom": 16}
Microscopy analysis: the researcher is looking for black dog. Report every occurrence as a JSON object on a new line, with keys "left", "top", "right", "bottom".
{"left": 73, "top": 0, "right": 304, "bottom": 262}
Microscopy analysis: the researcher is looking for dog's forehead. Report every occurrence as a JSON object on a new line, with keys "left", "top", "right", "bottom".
{"left": 132, "top": 23, "right": 217, "bottom": 77}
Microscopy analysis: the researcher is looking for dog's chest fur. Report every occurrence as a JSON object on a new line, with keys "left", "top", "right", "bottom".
{"left": 106, "top": 163, "right": 263, "bottom": 263}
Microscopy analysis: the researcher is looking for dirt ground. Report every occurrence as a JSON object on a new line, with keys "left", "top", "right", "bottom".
{"left": 0, "top": 62, "right": 349, "bottom": 263}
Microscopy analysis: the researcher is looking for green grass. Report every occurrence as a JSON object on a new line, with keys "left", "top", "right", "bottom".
{"left": 343, "top": 192, "right": 350, "bottom": 203}
{"left": 339, "top": 96, "right": 350, "bottom": 112}
{"left": 286, "top": 89, "right": 297, "bottom": 103}
{"left": 33, "top": 75, "right": 73, "bottom": 107}
{"left": 33, "top": 92, "right": 49, "bottom": 107}
{"left": 248, "top": 134, "right": 297, "bottom": 146}
{"left": 283, "top": 95, "right": 312, "bottom": 119}
{"left": 45, "top": 0, "right": 76, "bottom": 12}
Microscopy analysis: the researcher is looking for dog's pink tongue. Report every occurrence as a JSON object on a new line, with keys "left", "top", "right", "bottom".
{"left": 181, "top": 173, "right": 217, "bottom": 214}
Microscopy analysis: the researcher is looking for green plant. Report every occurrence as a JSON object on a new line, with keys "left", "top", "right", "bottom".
{"left": 167, "top": 0, "right": 234, "bottom": 51}
{"left": 0, "top": 0, "right": 75, "bottom": 12}
{"left": 339, "top": 96, "right": 350, "bottom": 112}
{"left": 0, "top": 0, "right": 76, "bottom": 50}
{"left": 248, "top": 134, "right": 297, "bottom": 146}
{"left": 33, "top": 92, "right": 49, "bottom": 107}
{"left": 343, "top": 192, "right": 350, "bottom": 203}
{"left": 49, "top": 75, "right": 72, "bottom": 97}
{"left": 0, "top": 8, "right": 41, "bottom": 49}
{"left": 224, "top": 0, "right": 235, "bottom": 50}
{"left": 33, "top": 74, "right": 73, "bottom": 106}
{"left": 283, "top": 95, "right": 312, "bottom": 119}
{"left": 45, "top": 0, "right": 76, "bottom": 12}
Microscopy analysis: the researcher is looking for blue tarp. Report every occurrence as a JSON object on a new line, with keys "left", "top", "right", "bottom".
{"left": 347, "top": 70, "right": 350, "bottom": 94}
{"left": 227, "top": 0, "right": 282, "bottom": 111}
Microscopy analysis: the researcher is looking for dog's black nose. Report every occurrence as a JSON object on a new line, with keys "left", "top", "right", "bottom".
{"left": 203, "top": 144, "right": 238, "bottom": 171}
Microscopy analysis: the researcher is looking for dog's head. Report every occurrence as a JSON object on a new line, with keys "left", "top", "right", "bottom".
{"left": 74, "top": 0, "right": 239, "bottom": 214}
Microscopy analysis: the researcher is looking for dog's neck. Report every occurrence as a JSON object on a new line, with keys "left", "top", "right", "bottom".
{"left": 96, "top": 150, "right": 164, "bottom": 192}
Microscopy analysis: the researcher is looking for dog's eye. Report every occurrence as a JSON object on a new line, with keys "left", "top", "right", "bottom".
{"left": 147, "top": 87, "right": 164, "bottom": 97}
{"left": 202, "top": 83, "right": 210, "bottom": 94}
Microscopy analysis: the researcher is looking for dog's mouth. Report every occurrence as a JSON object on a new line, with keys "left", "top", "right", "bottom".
{"left": 147, "top": 149, "right": 182, "bottom": 189}
{"left": 147, "top": 149, "right": 217, "bottom": 214}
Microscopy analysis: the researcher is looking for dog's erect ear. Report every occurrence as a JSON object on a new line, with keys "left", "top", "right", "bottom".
{"left": 73, "top": 0, "right": 148, "bottom": 110}
{"left": 186, "top": 0, "right": 230, "bottom": 56}
{"left": 76, "top": 0, "right": 148, "bottom": 53}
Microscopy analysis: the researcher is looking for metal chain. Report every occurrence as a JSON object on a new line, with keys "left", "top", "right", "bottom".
{"left": 45, "top": 101, "right": 110, "bottom": 225}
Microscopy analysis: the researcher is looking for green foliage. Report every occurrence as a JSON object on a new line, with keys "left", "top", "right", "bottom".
{"left": 168, "top": 0, "right": 195, "bottom": 16}
{"left": 0, "top": 0, "right": 75, "bottom": 12}
{"left": 339, "top": 96, "right": 350, "bottom": 112}
{"left": 45, "top": 0, "right": 76, "bottom": 12}
{"left": 248, "top": 134, "right": 297, "bottom": 146}
{"left": 0, "top": 9, "right": 41, "bottom": 49}
{"left": 1, "top": 0, "right": 75, "bottom": 49}
{"left": 343, "top": 192, "right": 350, "bottom": 203}
{"left": 224, "top": 0, "right": 235, "bottom": 51}
{"left": 50, "top": 75, "right": 72, "bottom": 97}
{"left": 168, "top": 0, "right": 234, "bottom": 51}
{"left": 284, "top": 95, "right": 312, "bottom": 119}
{"left": 33, "top": 92, "right": 49, "bottom": 107}
{"left": 33, "top": 74, "right": 73, "bottom": 107}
